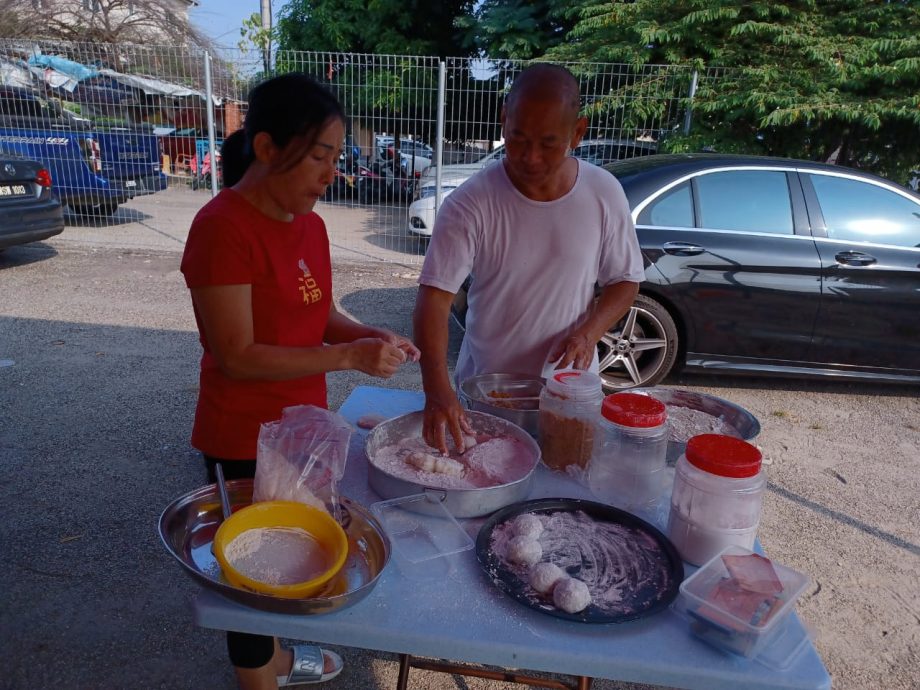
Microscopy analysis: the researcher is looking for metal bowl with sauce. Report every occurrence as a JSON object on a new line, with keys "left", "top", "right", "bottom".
{"left": 458, "top": 372, "right": 545, "bottom": 437}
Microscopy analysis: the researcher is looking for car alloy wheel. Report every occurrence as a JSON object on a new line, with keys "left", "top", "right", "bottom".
{"left": 596, "top": 294, "right": 678, "bottom": 391}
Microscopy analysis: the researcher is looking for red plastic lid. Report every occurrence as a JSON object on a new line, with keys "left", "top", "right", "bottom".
{"left": 601, "top": 393, "right": 667, "bottom": 428}
{"left": 685, "top": 434, "right": 762, "bottom": 478}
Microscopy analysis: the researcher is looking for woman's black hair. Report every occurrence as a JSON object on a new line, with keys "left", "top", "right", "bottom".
{"left": 237, "top": 72, "right": 344, "bottom": 177}
{"left": 219, "top": 129, "right": 248, "bottom": 187}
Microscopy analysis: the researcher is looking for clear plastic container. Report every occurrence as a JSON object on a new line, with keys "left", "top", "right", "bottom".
{"left": 538, "top": 369, "right": 604, "bottom": 478}
{"left": 588, "top": 392, "right": 669, "bottom": 512}
{"left": 667, "top": 434, "right": 765, "bottom": 566}
{"left": 370, "top": 493, "right": 474, "bottom": 565}
{"left": 672, "top": 544, "right": 811, "bottom": 661}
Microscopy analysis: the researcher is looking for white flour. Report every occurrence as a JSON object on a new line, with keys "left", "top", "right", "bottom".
{"left": 371, "top": 434, "right": 534, "bottom": 489}
{"left": 224, "top": 527, "right": 331, "bottom": 586}
{"left": 666, "top": 405, "right": 741, "bottom": 443}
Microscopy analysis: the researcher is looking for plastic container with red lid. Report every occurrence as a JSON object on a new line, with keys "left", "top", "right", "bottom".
{"left": 667, "top": 434, "right": 765, "bottom": 566}
{"left": 538, "top": 369, "right": 605, "bottom": 478}
{"left": 588, "top": 392, "right": 669, "bottom": 513}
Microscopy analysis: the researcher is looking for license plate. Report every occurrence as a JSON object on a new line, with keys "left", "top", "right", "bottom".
{"left": 125, "top": 180, "right": 137, "bottom": 188}
{"left": 0, "top": 184, "right": 28, "bottom": 197}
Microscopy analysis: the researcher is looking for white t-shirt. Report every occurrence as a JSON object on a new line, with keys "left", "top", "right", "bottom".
{"left": 419, "top": 159, "right": 645, "bottom": 384}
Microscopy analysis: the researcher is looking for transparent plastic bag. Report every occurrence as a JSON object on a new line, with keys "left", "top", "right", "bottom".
{"left": 253, "top": 405, "right": 353, "bottom": 523}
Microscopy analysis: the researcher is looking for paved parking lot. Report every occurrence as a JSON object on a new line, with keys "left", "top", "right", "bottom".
{"left": 0, "top": 188, "right": 917, "bottom": 690}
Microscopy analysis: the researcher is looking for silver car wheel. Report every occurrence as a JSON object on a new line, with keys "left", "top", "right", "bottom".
{"left": 596, "top": 296, "right": 678, "bottom": 391}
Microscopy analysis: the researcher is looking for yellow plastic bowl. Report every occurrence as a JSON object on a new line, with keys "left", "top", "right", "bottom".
{"left": 213, "top": 500, "right": 348, "bottom": 599}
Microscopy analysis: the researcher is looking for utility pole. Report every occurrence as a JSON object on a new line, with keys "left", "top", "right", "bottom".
{"left": 260, "top": 0, "right": 272, "bottom": 75}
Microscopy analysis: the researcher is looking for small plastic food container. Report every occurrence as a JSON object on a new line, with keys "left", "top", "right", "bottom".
{"left": 673, "top": 545, "right": 811, "bottom": 661}
{"left": 538, "top": 369, "right": 604, "bottom": 477}
{"left": 213, "top": 500, "right": 349, "bottom": 599}
{"left": 667, "top": 434, "right": 765, "bottom": 566}
{"left": 370, "top": 493, "right": 474, "bottom": 565}
{"left": 589, "top": 392, "right": 669, "bottom": 511}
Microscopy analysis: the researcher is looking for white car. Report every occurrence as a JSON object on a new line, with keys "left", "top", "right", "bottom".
{"left": 407, "top": 181, "right": 459, "bottom": 237}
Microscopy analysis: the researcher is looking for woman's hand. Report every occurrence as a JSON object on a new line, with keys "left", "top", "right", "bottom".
{"left": 374, "top": 328, "right": 421, "bottom": 363}
{"left": 346, "top": 338, "right": 410, "bottom": 378}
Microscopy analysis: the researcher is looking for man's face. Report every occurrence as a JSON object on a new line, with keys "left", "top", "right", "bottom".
{"left": 501, "top": 97, "right": 586, "bottom": 189}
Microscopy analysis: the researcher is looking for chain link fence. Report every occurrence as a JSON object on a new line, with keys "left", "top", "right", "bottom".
{"left": 0, "top": 38, "right": 713, "bottom": 263}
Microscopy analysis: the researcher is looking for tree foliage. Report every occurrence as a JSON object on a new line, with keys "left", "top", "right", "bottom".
{"left": 276, "top": 0, "right": 475, "bottom": 58}
{"left": 544, "top": 0, "right": 920, "bottom": 183}
{"left": 455, "top": 0, "right": 578, "bottom": 61}
{"left": 0, "top": 0, "right": 211, "bottom": 48}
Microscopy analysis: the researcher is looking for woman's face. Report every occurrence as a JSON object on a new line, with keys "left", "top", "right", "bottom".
{"left": 265, "top": 118, "right": 345, "bottom": 217}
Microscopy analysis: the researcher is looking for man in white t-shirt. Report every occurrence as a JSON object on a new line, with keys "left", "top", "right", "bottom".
{"left": 413, "top": 63, "right": 644, "bottom": 454}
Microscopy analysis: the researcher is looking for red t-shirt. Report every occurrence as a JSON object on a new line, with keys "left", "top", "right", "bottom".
{"left": 180, "top": 189, "right": 332, "bottom": 459}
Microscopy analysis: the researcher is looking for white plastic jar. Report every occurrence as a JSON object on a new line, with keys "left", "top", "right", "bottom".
{"left": 538, "top": 369, "right": 604, "bottom": 478}
{"left": 588, "top": 392, "right": 669, "bottom": 512}
{"left": 667, "top": 434, "right": 765, "bottom": 566}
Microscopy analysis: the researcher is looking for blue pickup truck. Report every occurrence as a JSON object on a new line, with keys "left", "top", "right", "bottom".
{"left": 0, "top": 86, "right": 166, "bottom": 216}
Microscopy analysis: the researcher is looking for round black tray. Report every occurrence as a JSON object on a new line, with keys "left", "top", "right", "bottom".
{"left": 476, "top": 497, "right": 684, "bottom": 624}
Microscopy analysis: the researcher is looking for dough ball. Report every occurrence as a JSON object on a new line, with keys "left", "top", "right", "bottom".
{"left": 357, "top": 414, "right": 386, "bottom": 430}
{"left": 553, "top": 577, "right": 592, "bottom": 613}
{"left": 506, "top": 536, "right": 542, "bottom": 566}
{"left": 529, "top": 562, "right": 566, "bottom": 595}
{"left": 448, "top": 433, "right": 479, "bottom": 453}
{"left": 511, "top": 513, "right": 544, "bottom": 541}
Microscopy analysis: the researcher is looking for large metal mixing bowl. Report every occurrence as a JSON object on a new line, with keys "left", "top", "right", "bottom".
{"left": 158, "top": 480, "right": 390, "bottom": 615}
{"left": 458, "top": 372, "right": 545, "bottom": 437}
{"left": 365, "top": 410, "right": 541, "bottom": 518}
{"left": 630, "top": 387, "right": 761, "bottom": 465}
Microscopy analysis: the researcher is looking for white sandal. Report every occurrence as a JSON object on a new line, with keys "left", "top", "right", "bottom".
{"left": 277, "top": 645, "right": 343, "bottom": 686}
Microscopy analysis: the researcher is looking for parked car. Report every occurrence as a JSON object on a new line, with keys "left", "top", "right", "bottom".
{"left": 0, "top": 154, "right": 65, "bottom": 250}
{"left": 408, "top": 138, "right": 657, "bottom": 237}
{"left": 375, "top": 135, "right": 433, "bottom": 178}
{"left": 0, "top": 86, "right": 166, "bottom": 216}
{"left": 450, "top": 154, "right": 920, "bottom": 388}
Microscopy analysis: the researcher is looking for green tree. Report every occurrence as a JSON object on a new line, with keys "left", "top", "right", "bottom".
{"left": 276, "top": 0, "right": 475, "bottom": 57}
{"left": 456, "top": 0, "right": 578, "bottom": 60}
{"left": 546, "top": 0, "right": 920, "bottom": 184}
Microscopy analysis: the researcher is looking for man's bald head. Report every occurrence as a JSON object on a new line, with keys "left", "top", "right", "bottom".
{"left": 504, "top": 64, "right": 581, "bottom": 119}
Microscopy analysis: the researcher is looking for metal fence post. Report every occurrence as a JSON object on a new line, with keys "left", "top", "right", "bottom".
{"left": 434, "top": 61, "right": 446, "bottom": 216}
{"left": 683, "top": 69, "right": 699, "bottom": 136}
{"left": 204, "top": 50, "right": 218, "bottom": 198}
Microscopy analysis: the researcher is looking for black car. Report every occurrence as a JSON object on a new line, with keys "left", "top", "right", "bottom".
{"left": 0, "top": 154, "right": 64, "bottom": 251}
{"left": 452, "top": 154, "right": 920, "bottom": 388}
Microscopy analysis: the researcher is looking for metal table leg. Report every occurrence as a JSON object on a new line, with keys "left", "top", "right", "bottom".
{"left": 395, "top": 654, "right": 593, "bottom": 690}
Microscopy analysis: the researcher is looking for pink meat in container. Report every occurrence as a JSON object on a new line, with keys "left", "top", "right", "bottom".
{"left": 364, "top": 410, "right": 541, "bottom": 518}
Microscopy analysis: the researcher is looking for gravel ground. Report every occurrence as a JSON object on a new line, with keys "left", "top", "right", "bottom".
{"left": 0, "top": 236, "right": 917, "bottom": 690}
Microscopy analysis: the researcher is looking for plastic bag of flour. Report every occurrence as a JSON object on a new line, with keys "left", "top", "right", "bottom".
{"left": 253, "top": 405, "right": 353, "bottom": 522}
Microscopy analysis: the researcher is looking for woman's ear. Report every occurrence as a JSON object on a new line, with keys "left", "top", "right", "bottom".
{"left": 251, "top": 131, "right": 277, "bottom": 164}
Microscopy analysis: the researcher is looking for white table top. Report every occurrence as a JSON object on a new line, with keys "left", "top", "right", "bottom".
{"left": 194, "top": 385, "right": 831, "bottom": 690}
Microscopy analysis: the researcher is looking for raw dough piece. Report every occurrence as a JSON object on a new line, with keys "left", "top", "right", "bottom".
{"left": 511, "top": 513, "right": 544, "bottom": 541}
{"left": 357, "top": 414, "right": 387, "bottom": 430}
{"left": 506, "top": 536, "right": 543, "bottom": 566}
{"left": 448, "top": 433, "right": 479, "bottom": 453}
{"left": 553, "top": 577, "right": 592, "bottom": 613}
{"left": 405, "top": 451, "right": 465, "bottom": 477}
{"left": 529, "top": 562, "right": 566, "bottom": 595}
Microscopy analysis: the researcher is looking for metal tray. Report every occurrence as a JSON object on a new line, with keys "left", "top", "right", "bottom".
{"left": 476, "top": 498, "right": 683, "bottom": 624}
{"left": 630, "top": 387, "right": 761, "bottom": 465}
{"left": 364, "top": 410, "right": 540, "bottom": 518}
{"left": 158, "top": 479, "right": 390, "bottom": 615}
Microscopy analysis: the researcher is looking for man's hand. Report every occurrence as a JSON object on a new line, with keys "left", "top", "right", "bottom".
{"left": 422, "top": 387, "right": 474, "bottom": 456}
{"left": 547, "top": 331, "right": 596, "bottom": 371}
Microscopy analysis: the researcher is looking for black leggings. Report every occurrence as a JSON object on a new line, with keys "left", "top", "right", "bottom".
{"left": 204, "top": 454, "right": 275, "bottom": 669}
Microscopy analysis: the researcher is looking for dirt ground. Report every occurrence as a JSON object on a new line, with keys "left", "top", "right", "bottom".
{"left": 0, "top": 236, "right": 917, "bottom": 690}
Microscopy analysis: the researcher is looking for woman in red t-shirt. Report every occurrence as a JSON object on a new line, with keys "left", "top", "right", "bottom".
{"left": 181, "top": 73, "right": 419, "bottom": 689}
